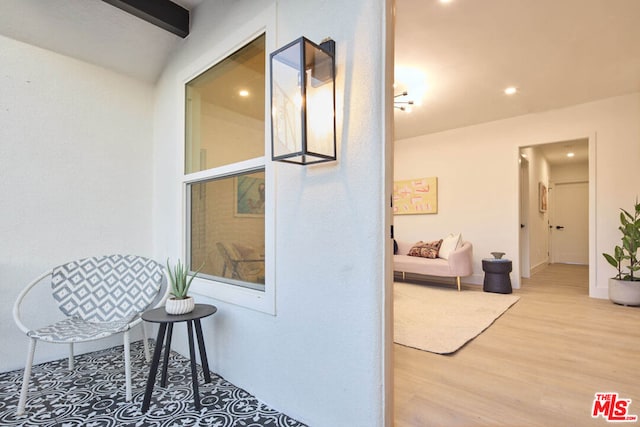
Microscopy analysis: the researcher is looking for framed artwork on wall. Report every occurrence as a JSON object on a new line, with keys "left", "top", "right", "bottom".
{"left": 539, "top": 182, "right": 548, "bottom": 212}
{"left": 393, "top": 177, "right": 438, "bottom": 215}
{"left": 235, "top": 175, "right": 265, "bottom": 217}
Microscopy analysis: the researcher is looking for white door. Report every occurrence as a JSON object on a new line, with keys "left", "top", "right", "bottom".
{"left": 550, "top": 181, "right": 589, "bottom": 264}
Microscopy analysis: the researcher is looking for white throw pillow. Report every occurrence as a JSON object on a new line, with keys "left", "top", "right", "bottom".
{"left": 438, "top": 233, "right": 462, "bottom": 259}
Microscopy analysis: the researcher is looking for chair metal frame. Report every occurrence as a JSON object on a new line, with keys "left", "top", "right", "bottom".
{"left": 12, "top": 255, "right": 168, "bottom": 416}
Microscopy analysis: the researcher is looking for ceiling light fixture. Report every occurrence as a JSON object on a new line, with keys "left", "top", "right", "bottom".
{"left": 239, "top": 89, "right": 249, "bottom": 97}
{"left": 567, "top": 152, "right": 575, "bottom": 158}
{"left": 394, "top": 91, "right": 414, "bottom": 112}
{"left": 395, "top": 66, "right": 427, "bottom": 107}
{"left": 504, "top": 86, "right": 518, "bottom": 95}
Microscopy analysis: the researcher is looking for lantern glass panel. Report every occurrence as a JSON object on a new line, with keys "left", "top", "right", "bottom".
{"left": 271, "top": 41, "right": 303, "bottom": 159}
{"left": 305, "top": 40, "right": 335, "bottom": 159}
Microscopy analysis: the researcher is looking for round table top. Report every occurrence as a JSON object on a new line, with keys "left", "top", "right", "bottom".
{"left": 142, "top": 303, "right": 217, "bottom": 324}
{"left": 482, "top": 258, "right": 512, "bottom": 263}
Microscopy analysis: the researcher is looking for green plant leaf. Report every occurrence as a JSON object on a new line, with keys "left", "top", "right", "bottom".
{"left": 621, "top": 211, "right": 631, "bottom": 225}
{"left": 614, "top": 246, "right": 624, "bottom": 259}
{"left": 603, "top": 253, "right": 619, "bottom": 268}
{"left": 607, "top": 199, "right": 640, "bottom": 280}
{"left": 166, "top": 258, "right": 204, "bottom": 299}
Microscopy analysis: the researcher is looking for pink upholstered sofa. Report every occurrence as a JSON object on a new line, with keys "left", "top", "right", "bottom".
{"left": 394, "top": 240, "right": 473, "bottom": 291}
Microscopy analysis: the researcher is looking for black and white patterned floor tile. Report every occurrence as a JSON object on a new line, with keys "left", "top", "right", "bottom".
{"left": 0, "top": 341, "right": 307, "bottom": 427}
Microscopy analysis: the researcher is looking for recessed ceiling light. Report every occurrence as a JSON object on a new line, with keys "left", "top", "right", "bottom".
{"left": 239, "top": 89, "right": 249, "bottom": 97}
{"left": 567, "top": 152, "right": 575, "bottom": 158}
{"left": 439, "top": 0, "right": 453, "bottom": 4}
{"left": 504, "top": 87, "right": 517, "bottom": 95}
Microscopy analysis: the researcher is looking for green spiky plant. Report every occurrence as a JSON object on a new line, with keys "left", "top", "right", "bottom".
{"left": 166, "top": 259, "right": 203, "bottom": 299}
{"left": 603, "top": 198, "right": 640, "bottom": 281}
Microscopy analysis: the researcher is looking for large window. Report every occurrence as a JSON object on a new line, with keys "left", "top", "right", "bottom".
{"left": 185, "top": 34, "right": 266, "bottom": 292}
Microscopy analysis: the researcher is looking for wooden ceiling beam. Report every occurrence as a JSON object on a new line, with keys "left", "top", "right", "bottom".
{"left": 102, "top": 0, "right": 189, "bottom": 38}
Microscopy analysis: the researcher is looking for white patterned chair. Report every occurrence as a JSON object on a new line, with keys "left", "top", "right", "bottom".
{"left": 12, "top": 254, "right": 167, "bottom": 415}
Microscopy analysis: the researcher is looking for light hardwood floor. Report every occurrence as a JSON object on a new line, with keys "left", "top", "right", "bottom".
{"left": 394, "top": 264, "right": 640, "bottom": 426}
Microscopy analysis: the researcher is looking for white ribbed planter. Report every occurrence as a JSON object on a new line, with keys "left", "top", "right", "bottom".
{"left": 609, "top": 278, "right": 640, "bottom": 306}
{"left": 165, "top": 296, "right": 195, "bottom": 315}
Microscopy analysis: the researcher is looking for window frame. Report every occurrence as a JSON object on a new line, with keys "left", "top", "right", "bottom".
{"left": 178, "top": 19, "right": 276, "bottom": 315}
{"left": 185, "top": 164, "right": 267, "bottom": 290}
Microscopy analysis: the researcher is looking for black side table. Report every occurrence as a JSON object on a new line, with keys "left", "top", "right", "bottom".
{"left": 482, "top": 259, "right": 513, "bottom": 294}
{"left": 141, "top": 304, "right": 217, "bottom": 412}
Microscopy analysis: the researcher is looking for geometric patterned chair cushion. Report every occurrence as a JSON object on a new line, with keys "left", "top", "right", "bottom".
{"left": 51, "top": 255, "right": 164, "bottom": 323}
{"left": 27, "top": 317, "right": 133, "bottom": 343}
{"left": 15, "top": 254, "right": 166, "bottom": 416}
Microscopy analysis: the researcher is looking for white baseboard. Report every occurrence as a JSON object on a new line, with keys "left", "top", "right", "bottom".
{"left": 590, "top": 287, "right": 608, "bottom": 299}
{"left": 530, "top": 261, "right": 548, "bottom": 276}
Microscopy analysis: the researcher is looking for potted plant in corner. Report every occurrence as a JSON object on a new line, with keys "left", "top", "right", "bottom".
{"left": 165, "top": 259, "right": 201, "bottom": 315}
{"left": 603, "top": 198, "right": 640, "bottom": 306}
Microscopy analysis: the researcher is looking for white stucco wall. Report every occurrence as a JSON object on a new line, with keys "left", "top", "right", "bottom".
{"left": 395, "top": 92, "right": 640, "bottom": 297}
{"left": 0, "top": 35, "right": 155, "bottom": 372}
{"left": 152, "top": 1, "right": 389, "bottom": 426}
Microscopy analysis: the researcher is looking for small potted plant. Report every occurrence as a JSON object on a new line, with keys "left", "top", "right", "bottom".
{"left": 602, "top": 198, "right": 640, "bottom": 306}
{"left": 165, "top": 259, "right": 201, "bottom": 315}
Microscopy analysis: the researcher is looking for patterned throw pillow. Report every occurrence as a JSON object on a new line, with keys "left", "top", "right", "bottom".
{"left": 407, "top": 239, "right": 443, "bottom": 259}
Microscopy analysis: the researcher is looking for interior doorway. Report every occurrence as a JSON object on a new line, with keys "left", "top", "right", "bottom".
{"left": 518, "top": 138, "right": 590, "bottom": 291}
{"left": 549, "top": 181, "right": 589, "bottom": 264}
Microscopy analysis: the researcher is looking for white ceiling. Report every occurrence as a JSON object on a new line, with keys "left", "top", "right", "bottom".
{"left": 0, "top": 0, "right": 202, "bottom": 83}
{"left": 172, "top": 0, "right": 202, "bottom": 10}
{"left": 395, "top": 0, "right": 640, "bottom": 142}
{"left": 1, "top": 0, "right": 638, "bottom": 165}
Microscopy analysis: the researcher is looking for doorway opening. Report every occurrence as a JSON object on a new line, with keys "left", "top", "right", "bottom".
{"left": 518, "top": 137, "right": 593, "bottom": 294}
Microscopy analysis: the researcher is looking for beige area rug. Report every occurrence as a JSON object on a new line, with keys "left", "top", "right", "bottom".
{"left": 394, "top": 281, "right": 520, "bottom": 354}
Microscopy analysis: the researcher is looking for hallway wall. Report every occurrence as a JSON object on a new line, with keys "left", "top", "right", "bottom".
{"left": 395, "top": 92, "right": 640, "bottom": 296}
{"left": 551, "top": 162, "right": 589, "bottom": 183}
{"left": 521, "top": 145, "right": 550, "bottom": 273}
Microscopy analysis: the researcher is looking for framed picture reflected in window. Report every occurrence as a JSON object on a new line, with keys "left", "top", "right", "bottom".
{"left": 235, "top": 174, "right": 265, "bottom": 217}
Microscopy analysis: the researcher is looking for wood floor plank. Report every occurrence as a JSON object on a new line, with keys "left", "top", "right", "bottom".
{"left": 394, "top": 264, "right": 640, "bottom": 426}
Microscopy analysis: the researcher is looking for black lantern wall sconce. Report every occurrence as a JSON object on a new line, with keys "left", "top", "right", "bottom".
{"left": 270, "top": 37, "right": 336, "bottom": 165}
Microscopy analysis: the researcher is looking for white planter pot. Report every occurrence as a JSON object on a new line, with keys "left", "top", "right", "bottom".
{"left": 165, "top": 296, "right": 195, "bottom": 315}
{"left": 608, "top": 278, "right": 640, "bottom": 306}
